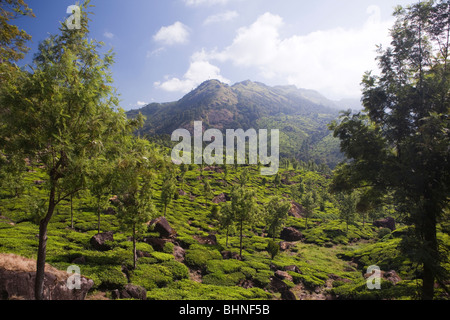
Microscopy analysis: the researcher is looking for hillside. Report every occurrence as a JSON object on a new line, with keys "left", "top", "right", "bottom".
{"left": 127, "top": 80, "right": 347, "bottom": 168}
{"left": 1, "top": 154, "right": 448, "bottom": 301}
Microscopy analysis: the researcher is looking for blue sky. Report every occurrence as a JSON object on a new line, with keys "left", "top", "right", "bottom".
{"left": 15, "top": 0, "right": 414, "bottom": 110}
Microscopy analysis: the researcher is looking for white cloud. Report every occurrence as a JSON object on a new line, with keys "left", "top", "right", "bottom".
{"left": 136, "top": 101, "right": 148, "bottom": 107}
{"left": 153, "top": 21, "right": 190, "bottom": 46}
{"left": 104, "top": 31, "right": 114, "bottom": 39}
{"left": 154, "top": 52, "right": 230, "bottom": 93}
{"left": 184, "top": 0, "right": 230, "bottom": 6}
{"left": 208, "top": 8, "right": 393, "bottom": 98}
{"left": 204, "top": 11, "right": 238, "bottom": 25}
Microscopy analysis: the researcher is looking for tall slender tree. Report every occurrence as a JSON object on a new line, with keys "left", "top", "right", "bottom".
{"left": 330, "top": 1, "right": 450, "bottom": 299}
{"left": 114, "top": 138, "right": 158, "bottom": 270}
{"left": 0, "top": 1, "right": 143, "bottom": 299}
{"left": 229, "top": 186, "right": 258, "bottom": 257}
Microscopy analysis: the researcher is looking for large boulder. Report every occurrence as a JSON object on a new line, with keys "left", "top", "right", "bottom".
{"left": 280, "top": 227, "right": 304, "bottom": 242}
{"left": 0, "top": 254, "right": 93, "bottom": 300}
{"left": 373, "top": 217, "right": 396, "bottom": 231}
{"left": 144, "top": 237, "right": 171, "bottom": 252}
{"left": 90, "top": 231, "right": 114, "bottom": 251}
{"left": 212, "top": 193, "right": 231, "bottom": 204}
{"left": 173, "top": 245, "right": 186, "bottom": 263}
{"left": 150, "top": 217, "right": 176, "bottom": 238}
{"left": 120, "top": 284, "right": 147, "bottom": 300}
{"left": 289, "top": 201, "right": 304, "bottom": 218}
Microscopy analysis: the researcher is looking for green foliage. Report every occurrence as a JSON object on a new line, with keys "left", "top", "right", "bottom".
{"left": 330, "top": 0, "right": 450, "bottom": 299}
{"left": 266, "top": 240, "right": 279, "bottom": 260}
{"left": 185, "top": 246, "right": 223, "bottom": 270}
{"left": 265, "top": 197, "right": 290, "bottom": 240}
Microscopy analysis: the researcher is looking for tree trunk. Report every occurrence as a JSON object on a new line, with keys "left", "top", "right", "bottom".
{"left": 132, "top": 223, "right": 137, "bottom": 270}
{"left": 421, "top": 206, "right": 438, "bottom": 300}
{"left": 97, "top": 209, "right": 101, "bottom": 234}
{"left": 35, "top": 185, "right": 57, "bottom": 300}
{"left": 239, "top": 220, "right": 243, "bottom": 258}
{"left": 226, "top": 227, "right": 229, "bottom": 248}
{"left": 70, "top": 194, "right": 74, "bottom": 229}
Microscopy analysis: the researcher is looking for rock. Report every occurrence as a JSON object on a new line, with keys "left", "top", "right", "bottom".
{"left": 90, "top": 231, "right": 114, "bottom": 251}
{"left": 270, "top": 276, "right": 289, "bottom": 293}
{"left": 373, "top": 217, "right": 396, "bottom": 231}
{"left": 173, "top": 246, "right": 186, "bottom": 263}
{"left": 221, "top": 251, "right": 241, "bottom": 260}
{"left": 212, "top": 193, "right": 230, "bottom": 204}
{"left": 144, "top": 238, "right": 170, "bottom": 252}
{"left": 178, "top": 189, "right": 187, "bottom": 196}
{"left": 382, "top": 270, "right": 402, "bottom": 285}
{"left": 363, "top": 269, "right": 402, "bottom": 285}
{"left": 136, "top": 250, "right": 152, "bottom": 258}
{"left": 284, "top": 265, "right": 302, "bottom": 274}
{"left": 120, "top": 284, "right": 147, "bottom": 300}
{"left": 194, "top": 234, "right": 217, "bottom": 245}
{"left": 281, "top": 290, "right": 297, "bottom": 300}
{"left": 279, "top": 241, "right": 295, "bottom": 251}
{"left": 275, "top": 270, "right": 293, "bottom": 282}
{"left": 71, "top": 256, "right": 86, "bottom": 265}
{"left": 150, "top": 217, "right": 176, "bottom": 238}
{"left": 111, "top": 289, "right": 120, "bottom": 300}
{"left": 0, "top": 254, "right": 94, "bottom": 300}
{"left": 239, "top": 279, "right": 254, "bottom": 289}
{"left": 289, "top": 201, "right": 304, "bottom": 218}
{"left": 280, "top": 227, "right": 304, "bottom": 242}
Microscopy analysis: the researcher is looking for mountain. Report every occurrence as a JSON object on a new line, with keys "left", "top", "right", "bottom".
{"left": 127, "top": 80, "right": 348, "bottom": 168}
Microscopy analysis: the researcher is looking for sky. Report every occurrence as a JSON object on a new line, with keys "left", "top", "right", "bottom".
{"left": 14, "top": 0, "right": 415, "bottom": 110}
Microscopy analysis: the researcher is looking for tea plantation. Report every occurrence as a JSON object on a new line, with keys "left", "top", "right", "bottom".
{"left": 0, "top": 160, "right": 448, "bottom": 300}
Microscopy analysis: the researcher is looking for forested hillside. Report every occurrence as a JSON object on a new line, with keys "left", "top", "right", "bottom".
{"left": 127, "top": 80, "right": 345, "bottom": 169}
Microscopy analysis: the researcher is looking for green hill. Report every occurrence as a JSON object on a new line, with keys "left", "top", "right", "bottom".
{"left": 127, "top": 80, "right": 345, "bottom": 168}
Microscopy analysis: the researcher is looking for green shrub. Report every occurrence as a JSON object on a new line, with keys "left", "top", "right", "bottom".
{"left": 185, "top": 248, "right": 222, "bottom": 269}
{"left": 206, "top": 259, "right": 245, "bottom": 274}
{"left": 146, "top": 279, "right": 272, "bottom": 300}
{"left": 161, "top": 260, "right": 190, "bottom": 280}
{"left": 130, "top": 264, "right": 173, "bottom": 290}
{"left": 150, "top": 251, "right": 174, "bottom": 262}
{"left": 202, "top": 271, "right": 246, "bottom": 287}
{"left": 266, "top": 240, "right": 279, "bottom": 260}
{"left": 163, "top": 241, "right": 175, "bottom": 254}
{"left": 378, "top": 228, "right": 392, "bottom": 240}
{"left": 84, "top": 265, "right": 128, "bottom": 290}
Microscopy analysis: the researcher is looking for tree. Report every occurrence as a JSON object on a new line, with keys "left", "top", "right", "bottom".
{"left": 329, "top": 1, "right": 450, "bottom": 299}
{"left": 0, "top": 1, "right": 142, "bottom": 299}
{"left": 114, "top": 139, "right": 158, "bottom": 270}
{"left": 203, "top": 179, "right": 212, "bottom": 203}
{"left": 0, "top": 0, "right": 34, "bottom": 64}
{"left": 265, "top": 196, "right": 291, "bottom": 240}
{"left": 218, "top": 203, "right": 235, "bottom": 248}
{"left": 160, "top": 168, "right": 177, "bottom": 217}
{"left": 238, "top": 168, "right": 249, "bottom": 187}
{"left": 0, "top": 0, "right": 34, "bottom": 196}
{"left": 266, "top": 240, "right": 279, "bottom": 260}
{"left": 229, "top": 186, "right": 258, "bottom": 257}
{"left": 88, "top": 158, "right": 114, "bottom": 234}
{"left": 337, "top": 192, "right": 357, "bottom": 233}
{"left": 301, "top": 192, "right": 316, "bottom": 229}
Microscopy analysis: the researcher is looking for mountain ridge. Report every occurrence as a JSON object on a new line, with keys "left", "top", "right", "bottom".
{"left": 127, "top": 79, "right": 350, "bottom": 168}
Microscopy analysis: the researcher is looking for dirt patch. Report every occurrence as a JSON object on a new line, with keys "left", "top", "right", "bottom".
{"left": 0, "top": 253, "right": 69, "bottom": 281}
